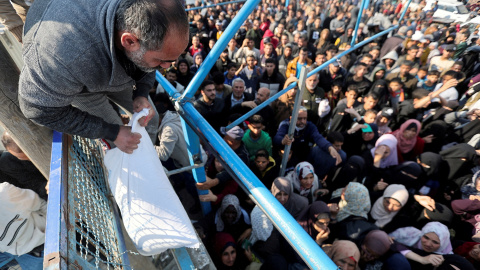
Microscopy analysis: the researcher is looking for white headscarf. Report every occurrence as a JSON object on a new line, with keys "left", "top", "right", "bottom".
{"left": 248, "top": 206, "right": 273, "bottom": 245}
{"left": 370, "top": 184, "right": 409, "bottom": 228}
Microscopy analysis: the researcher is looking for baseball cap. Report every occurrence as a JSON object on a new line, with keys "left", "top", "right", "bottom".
{"left": 381, "top": 107, "right": 394, "bottom": 120}
{"left": 362, "top": 124, "right": 373, "bottom": 133}
{"left": 444, "top": 44, "right": 456, "bottom": 51}
{"left": 331, "top": 59, "right": 342, "bottom": 67}
{"left": 223, "top": 126, "right": 245, "bottom": 141}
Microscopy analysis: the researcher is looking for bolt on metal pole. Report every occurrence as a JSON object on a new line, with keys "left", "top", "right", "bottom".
{"left": 279, "top": 66, "right": 308, "bottom": 177}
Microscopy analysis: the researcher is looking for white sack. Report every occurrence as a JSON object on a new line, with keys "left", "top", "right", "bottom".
{"left": 105, "top": 109, "right": 199, "bottom": 255}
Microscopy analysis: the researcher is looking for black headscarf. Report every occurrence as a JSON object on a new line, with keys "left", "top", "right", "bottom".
{"left": 328, "top": 155, "right": 366, "bottom": 192}
{"left": 440, "top": 143, "right": 477, "bottom": 181}
{"left": 387, "top": 161, "right": 423, "bottom": 190}
{"left": 368, "top": 79, "right": 389, "bottom": 108}
{"left": 418, "top": 152, "right": 443, "bottom": 178}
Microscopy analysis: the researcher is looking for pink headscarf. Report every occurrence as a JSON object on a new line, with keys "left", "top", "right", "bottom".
{"left": 392, "top": 119, "right": 421, "bottom": 154}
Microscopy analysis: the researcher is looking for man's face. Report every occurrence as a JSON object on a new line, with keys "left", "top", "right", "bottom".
{"left": 227, "top": 67, "right": 237, "bottom": 77}
{"left": 363, "top": 96, "right": 378, "bottom": 110}
{"left": 248, "top": 122, "right": 264, "bottom": 136}
{"left": 248, "top": 39, "right": 255, "bottom": 49}
{"left": 265, "top": 63, "right": 275, "bottom": 74}
{"left": 306, "top": 74, "right": 319, "bottom": 90}
{"left": 400, "top": 64, "right": 411, "bottom": 76}
{"left": 233, "top": 82, "right": 245, "bottom": 98}
{"left": 384, "top": 58, "right": 394, "bottom": 67}
{"left": 361, "top": 57, "right": 372, "bottom": 67}
{"left": 356, "top": 66, "right": 367, "bottom": 77}
{"left": 332, "top": 141, "right": 343, "bottom": 152}
{"left": 370, "top": 49, "right": 379, "bottom": 60}
{"left": 256, "top": 88, "right": 270, "bottom": 103}
{"left": 298, "top": 37, "right": 306, "bottom": 47}
{"left": 228, "top": 39, "right": 237, "bottom": 48}
{"left": 166, "top": 72, "right": 177, "bottom": 83}
{"left": 346, "top": 90, "right": 357, "bottom": 104}
{"left": 281, "top": 35, "right": 288, "bottom": 44}
{"left": 316, "top": 54, "right": 326, "bottom": 65}
{"left": 277, "top": 24, "right": 285, "bottom": 36}
{"left": 408, "top": 48, "right": 418, "bottom": 59}
{"left": 246, "top": 56, "right": 255, "bottom": 67}
{"left": 253, "top": 20, "right": 260, "bottom": 29}
{"left": 201, "top": 84, "right": 216, "bottom": 101}
{"left": 178, "top": 63, "right": 188, "bottom": 74}
{"left": 192, "top": 36, "right": 200, "bottom": 46}
{"left": 299, "top": 51, "right": 308, "bottom": 62}
{"left": 125, "top": 30, "right": 188, "bottom": 72}
{"left": 296, "top": 111, "right": 308, "bottom": 129}
{"left": 264, "top": 45, "right": 273, "bottom": 55}
{"left": 451, "top": 64, "right": 462, "bottom": 72}
{"left": 284, "top": 47, "right": 292, "bottom": 57}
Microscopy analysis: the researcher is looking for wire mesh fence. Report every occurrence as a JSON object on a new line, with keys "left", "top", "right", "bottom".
{"left": 44, "top": 133, "right": 130, "bottom": 270}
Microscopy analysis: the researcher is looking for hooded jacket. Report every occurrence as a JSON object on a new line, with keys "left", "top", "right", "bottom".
{"left": 380, "top": 50, "right": 398, "bottom": 75}
{"left": 0, "top": 182, "right": 46, "bottom": 256}
{"left": 19, "top": 0, "right": 155, "bottom": 141}
{"left": 156, "top": 111, "right": 206, "bottom": 169}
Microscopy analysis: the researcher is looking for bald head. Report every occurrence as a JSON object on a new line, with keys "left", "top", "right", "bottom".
{"left": 256, "top": 87, "right": 271, "bottom": 103}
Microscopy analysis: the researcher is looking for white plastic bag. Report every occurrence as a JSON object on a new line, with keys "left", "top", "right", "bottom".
{"left": 105, "top": 109, "right": 199, "bottom": 255}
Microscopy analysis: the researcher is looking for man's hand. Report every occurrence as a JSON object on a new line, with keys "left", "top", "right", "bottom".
{"left": 414, "top": 195, "right": 436, "bottom": 211}
{"left": 242, "top": 101, "right": 257, "bottom": 109}
{"left": 328, "top": 146, "right": 342, "bottom": 165}
{"left": 114, "top": 126, "right": 142, "bottom": 154}
{"left": 422, "top": 135, "right": 434, "bottom": 143}
{"left": 282, "top": 134, "right": 294, "bottom": 145}
{"left": 132, "top": 96, "right": 155, "bottom": 127}
{"left": 196, "top": 177, "right": 219, "bottom": 190}
{"left": 199, "top": 189, "right": 218, "bottom": 202}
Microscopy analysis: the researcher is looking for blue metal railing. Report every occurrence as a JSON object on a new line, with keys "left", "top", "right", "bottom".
{"left": 185, "top": 0, "right": 246, "bottom": 11}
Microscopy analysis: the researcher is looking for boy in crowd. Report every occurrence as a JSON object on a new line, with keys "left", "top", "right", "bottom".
{"left": 418, "top": 70, "right": 440, "bottom": 92}
{"left": 242, "top": 115, "right": 272, "bottom": 162}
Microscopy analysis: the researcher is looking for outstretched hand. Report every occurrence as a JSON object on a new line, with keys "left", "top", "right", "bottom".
{"left": 114, "top": 126, "right": 142, "bottom": 154}
{"left": 133, "top": 96, "right": 155, "bottom": 127}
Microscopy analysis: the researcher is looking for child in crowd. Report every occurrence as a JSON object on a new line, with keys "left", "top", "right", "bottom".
{"left": 418, "top": 70, "right": 440, "bottom": 92}
{"left": 387, "top": 78, "right": 404, "bottom": 113}
{"left": 224, "top": 63, "right": 239, "bottom": 86}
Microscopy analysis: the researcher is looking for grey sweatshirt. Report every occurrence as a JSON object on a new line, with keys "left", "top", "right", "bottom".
{"left": 18, "top": 0, "right": 154, "bottom": 141}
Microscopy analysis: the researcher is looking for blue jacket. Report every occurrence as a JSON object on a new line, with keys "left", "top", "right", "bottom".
{"left": 273, "top": 120, "right": 332, "bottom": 154}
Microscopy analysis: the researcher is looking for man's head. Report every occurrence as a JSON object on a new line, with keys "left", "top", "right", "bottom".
{"left": 306, "top": 73, "right": 319, "bottom": 91}
{"left": 200, "top": 80, "right": 216, "bottom": 102}
{"left": 443, "top": 44, "right": 456, "bottom": 58}
{"left": 360, "top": 54, "right": 373, "bottom": 68}
{"left": 363, "top": 93, "right": 379, "bottom": 110}
{"left": 355, "top": 63, "right": 368, "bottom": 78}
{"left": 265, "top": 58, "right": 276, "bottom": 75}
{"left": 223, "top": 126, "right": 244, "bottom": 149}
{"left": 407, "top": 45, "right": 419, "bottom": 59}
{"left": 248, "top": 115, "right": 265, "bottom": 137}
{"left": 442, "top": 70, "right": 458, "bottom": 83}
{"left": 298, "top": 47, "right": 309, "bottom": 63}
{"left": 246, "top": 55, "right": 256, "bottom": 68}
{"left": 256, "top": 87, "right": 270, "bottom": 103}
{"left": 399, "top": 61, "right": 413, "bottom": 76}
{"left": 388, "top": 78, "right": 403, "bottom": 93}
{"left": 232, "top": 78, "right": 246, "bottom": 99}
{"left": 226, "top": 63, "right": 237, "bottom": 77}
{"left": 115, "top": 0, "right": 189, "bottom": 72}
{"left": 426, "top": 70, "right": 440, "bottom": 84}
{"left": 315, "top": 51, "right": 326, "bottom": 65}
{"left": 294, "top": 107, "right": 308, "bottom": 129}
{"left": 412, "top": 88, "right": 431, "bottom": 108}
{"left": 1, "top": 132, "right": 29, "bottom": 161}
{"left": 284, "top": 44, "right": 293, "bottom": 57}
{"left": 165, "top": 67, "right": 177, "bottom": 83}
{"left": 327, "top": 131, "right": 344, "bottom": 152}
{"left": 297, "top": 34, "right": 308, "bottom": 48}
{"left": 451, "top": 61, "right": 464, "bottom": 73}
{"left": 345, "top": 85, "right": 358, "bottom": 106}
{"left": 264, "top": 43, "right": 274, "bottom": 56}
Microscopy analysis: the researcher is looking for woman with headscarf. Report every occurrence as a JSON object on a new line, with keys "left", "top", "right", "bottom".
{"left": 460, "top": 171, "right": 480, "bottom": 199}
{"left": 176, "top": 59, "right": 194, "bottom": 87}
{"left": 330, "top": 182, "right": 377, "bottom": 244}
{"left": 440, "top": 143, "right": 478, "bottom": 182}
{"left": 247, "top": 206, "right": 283, "bottom": 262}
{"left": 327, "top": 155, "right": 366, "bottom": 193}
{"left": 215, "top": 194, "right": 252, "bottom": 243}
{"left": 362, "top": 134, "right": 399, "bottom": 190}
{"left": 369, "top": 79, "right": 389, "bottom": 108}
{"left": 325, "top": 240, "right": 361, "bottom": 270}
{"left": 190, "top": 52, "right": 204, "bottom": 73}
{"left": 391, "top": 119, "right": 425, "bottom": 162}
{"left": 389, "top": 222, "right": 453, "bottom": 269}
{"left": 370, "top": 184, "right": 409, "bottom": 230}
{"left": 286, "top": 161, "right": 326, "bottom": 203}
{"left": 417, "top": 152, "right": 445, "bottom": 183}
{"left": 342, "top": 123, "right": 380, "bottom": 158}
{"left": 271, "top": 177, "right": 308, "bottom": 219}
{"left": 213, "top": 232, "right": 246, "bottom": 270}
{"left": 296, "top": 201, "right": 332, "bottom": 245}
{"left": 386, "top": 162, "right": 423, "bottom": 191}
{"left": 454, "top": 242, "right": 480, "bottom": 269}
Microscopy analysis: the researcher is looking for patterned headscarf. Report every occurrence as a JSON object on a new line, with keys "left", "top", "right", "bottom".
{"left": 288, "top": 161, "right": 319, "bottom": 196}
{"left": 248, "top": 206, "right": 273, "bottom": 245}
{"left": 337, "top": 182, "right": 371, "bottom": 222}
{"left": 215, "top": 194, "right": 251, "bottom": 231}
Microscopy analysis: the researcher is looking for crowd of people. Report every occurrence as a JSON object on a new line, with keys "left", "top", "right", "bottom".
{"left": 151, "top": 0, "right": 480, "bottom": 269}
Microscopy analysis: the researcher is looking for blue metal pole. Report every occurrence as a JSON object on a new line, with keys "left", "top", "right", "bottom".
{"left": 285, "top": 0, "right": 289, "bottom": 7}
{"left": 398, "top": 0, "right": 413, "bottom": 24}
{"left": 351, "top": 0, "right": 366, "bottom": 46}
{"left": 185, "top": 0, "right": 246, "bottom": 11}
{"left": 181, "top": 0, "right": 261, "bottom": 100}
{"left": 157, "top": 73, "right": 337, "bottom": 270}
{"left": 156, "top": 72, "right": 211, "bottom": 213}
{"left": 227, "top": 24, "right": 401, "bottom": 130}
